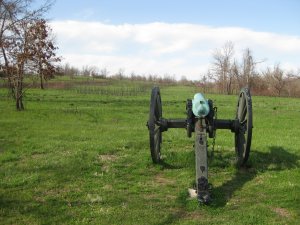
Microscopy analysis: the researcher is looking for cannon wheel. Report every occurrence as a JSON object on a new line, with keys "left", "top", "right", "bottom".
{"left": 148, "top": 87, "right": 162, "bottom": 163}
{"left": 235, "top": 87, "right": 253, "bottom": 166}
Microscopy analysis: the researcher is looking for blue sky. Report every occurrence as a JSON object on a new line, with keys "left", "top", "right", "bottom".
{"left": 49, "top": 0, "right": 299, "bottom": 35}
{"left": 46, "top": 0, "right": 300, "bottom": 80}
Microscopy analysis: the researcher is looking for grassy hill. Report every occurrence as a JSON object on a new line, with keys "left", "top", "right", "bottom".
{"left": 0, "top": 77, "right": 299, "bottom": 224}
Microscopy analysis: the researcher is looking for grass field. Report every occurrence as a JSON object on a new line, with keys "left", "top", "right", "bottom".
{"left": 0, "top": 78, "right": 299, "bottom": 224}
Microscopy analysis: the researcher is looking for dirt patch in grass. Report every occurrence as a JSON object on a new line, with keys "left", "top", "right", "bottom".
{"left": 98, "top": 154, "right": 118, "bottom": 162}
{"left": 271, "top": 207, "right": 291, "bottom": 218}
{"left": 185, "top": 211, "right": 205, "bottom": 220}
{"left": 30, "top": 152, "right": 48, "bottom": 160}
{"left": 102, "top": 184, "right": 113, "bottom": 191}
{"left": 154, "top": 173, "right": 176, "bottom": 185}
{"left": 143, "top": 193, "right": 160, "bottom": 200}
{"left": 99, "top": 154, "right": 118, "bottom": 173}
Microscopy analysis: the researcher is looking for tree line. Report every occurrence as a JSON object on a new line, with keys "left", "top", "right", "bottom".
{"left": 58, "top": 42, "right": 300, "bottom": 97}
{"left": 206, "top": 41, "right": 300, "bottom": 97}
{"left": 56, "top": 63, "right": 178, "bottom": 83}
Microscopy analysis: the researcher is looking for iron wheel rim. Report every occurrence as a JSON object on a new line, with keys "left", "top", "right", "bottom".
{"left": 148, "top": 87, "right": 162, "bottom": 163}
{"left": 235, "top": 87, "right": 253, "bottom": 166}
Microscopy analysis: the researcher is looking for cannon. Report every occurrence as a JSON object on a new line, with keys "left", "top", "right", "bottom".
{"left": 147, "top": 87, "right": 253, "bottom": 204}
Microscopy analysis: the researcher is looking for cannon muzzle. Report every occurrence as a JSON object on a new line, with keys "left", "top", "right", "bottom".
{"left": 192, "top": 93, "right": 210, "bottom": 117}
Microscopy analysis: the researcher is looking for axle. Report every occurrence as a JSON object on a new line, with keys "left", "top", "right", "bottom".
{"left": 214, "top": 119, "right": 239, "bottom": 133}
{"left": 157, "top": 118, "right": 186, "bottom": 130}
{"left": 157, "top": 118, "right": 239, "bottom": 134}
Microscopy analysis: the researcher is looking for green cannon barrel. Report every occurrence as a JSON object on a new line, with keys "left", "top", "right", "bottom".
{"left": 192, "top": 93, "right": 210, "bottom": 117}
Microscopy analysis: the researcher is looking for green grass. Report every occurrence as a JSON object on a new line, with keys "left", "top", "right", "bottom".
{"left": 0, "top": 79, "right": 299, "bottom": 224}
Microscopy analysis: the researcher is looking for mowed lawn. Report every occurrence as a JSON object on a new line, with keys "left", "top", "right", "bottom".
{"left": 0, "top": 79, "right": 299, "bottom": 224}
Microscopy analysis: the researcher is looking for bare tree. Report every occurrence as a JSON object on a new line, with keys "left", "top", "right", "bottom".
{"left": 285, "top": 69, "right": 300, "bottom": 97}
{"left": 208, "top": 42, "right": 300, "bottom": 97}
{"left": 233, "top": 48, "right": 261, "bottom": 90}
{"left": 212, "top": 45, "right": 263, "bottom": 94}
{"left": 264, "top": 64, "right": 286, "bottom": 96}
{"left": 115, "top": 68, "right": 125, "bottom": 79}
{"left": 63, "top": 63, "right": 79, "bottom": 78}
{"left": 241, "top": 48, "right": 265, "bottom": 90}
{"left": 211, "top": 41, "right": 234, "bottom": 94}
{"left": 231, "top": 59, "right": 240, "bottom": 91}
{"left": 99, "top": 67, "right": 109, "bottom": 78}
{"left": 242, "top": 48, "right": 254, "bottom": 88}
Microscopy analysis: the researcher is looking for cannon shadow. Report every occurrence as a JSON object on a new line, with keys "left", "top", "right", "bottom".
{"left": 210, "top": 146, "right": 299, "bottom": 208}
{"left": 148, "top": 146, "right": 299, "bottom": 225}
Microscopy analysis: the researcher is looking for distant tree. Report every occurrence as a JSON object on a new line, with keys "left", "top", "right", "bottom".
{"left": 81, "top": 65, "right": 90, "bottom": 76}
{"left": 264, "top": 64, "right": 286, "bottom": 96}
{"left": 285, "top": 69, "right": 300, "bottom": 97}
{"left": 63, "top": 63, "right": 79, "bottom": 78}
{"left": 180, "top": 75, "right": 188, "bottom": 85}
{"left": 99, "top": 67, "right": 109, "bottom": 78}
{"left": 90, "top": 66, "right": 99, "bottom": 78}
{"left": 242, "top": 48, "right": 254, "bottom": 88}
{"left": 209, "top": 42, "right": 267, "bottom": 94}
{"left": 161, "top": 73, "right": 176, "bottom": 84}
{"left": 148, "top": 73, "right": 158, "bottom": 82}
{"left": 232, "top": 48, "right": 262, "bottom": 91}
{"left": 201, "top": 74, "right": 208, "bottom": 93}
{"left": 211, "top": 41, "right": 234, "bottom": 94}
{"left": 130, "top": 71, "right": 136, "bottom": 81}
{"left": 116, "top": 68, "right": 125, "bottom": 79}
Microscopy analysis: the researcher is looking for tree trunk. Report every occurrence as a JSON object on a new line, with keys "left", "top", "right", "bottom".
{"left": 39, "top": 60, "right": 44, "bottom": 89}
{"left": 15, "top": 67, "right": 25, "bottom": 111}
{"left": 15, "top": 83, "right": 24, "bottom": 110}
{"left": 16, "top": 97, "right": 24, "bottom": 110}
{"left": 40, "top": 73, "right": 44, "bottom": 89}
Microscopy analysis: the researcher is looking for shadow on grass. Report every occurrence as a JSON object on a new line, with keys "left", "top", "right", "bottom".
{"left": 158, "top": 146, "right": 300, "bottom": 224}
{"left": 171, "top": 146, "right": 299, "bottom": 210}
{"left": 211, "top": 146, "right": 299, "bottom": 208}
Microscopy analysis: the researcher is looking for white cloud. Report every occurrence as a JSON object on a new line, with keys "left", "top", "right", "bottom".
{"left": 50, "top": 20, "right": 300, "bottom": 80}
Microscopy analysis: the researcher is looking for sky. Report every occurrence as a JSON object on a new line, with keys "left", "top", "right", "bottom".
{"left": 45, "top": 0, "right": 300, "bottom": 80}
